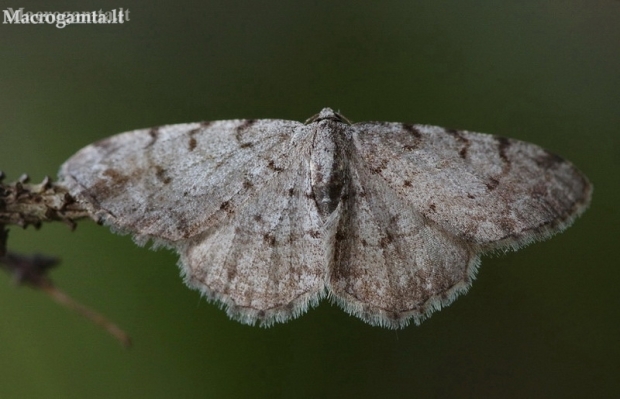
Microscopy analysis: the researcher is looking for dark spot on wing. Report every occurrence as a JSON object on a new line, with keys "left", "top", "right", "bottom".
{"left": 399, "top": 124, "right": 422, "bottom": 151}
{"left": 446, "top": 129, "right": 470, "bottom": 159}
{"left": 267, "top": 160, "right": 284, "bottom": 172}
{"left": 536, "top": 150, "right": 566, "bottom": 169}
{"left": 145, "top": 127, "right": 160, "bottom": 148}
{"left": 369, "top": 159, "right": 388, "bottom": 174}
{"left": 486, "top": 177, "right": 500, "bottom": 191}
{"left": 220, "top": 200, "right": 234, "bottom": 214}
{"left": 530, "top": 181, "right": 548, "bottom": 198}
{"left": 402, "top": 123, "right": 422, "bottom": 139}
{"left": 92, "top": 136, "right": 117, "bottom": 153}
{"left": 288, "top": 188, "right": 295, "bottom": 197}
{"left": 389, "top": 311, "right": 401, "bottom": 321}
{"left": 495, "top": 136, "right": 511, "bottom": 164}
{"left": 467, "top": 193, "right": 475, "bottom": 199}
{"left": 498, "top": 218, "right": 517, "bottom": 235}
{"left": 403, "top": 180, "right": 412, "bottom": 187}
{"left": 187, "top": 123, "right": 212, "bottom": 151}
{"left": 429, "top": 203, "right": 437, "bottom": 213}
{"left": 308, "top": 230, "right": 320, "bottom": 239}
{"left": 235, "top": 119, "right": 257, "bottom": 142}
{"left": 379, "top": 231, "right": 394, "bottom": 249}
{"left": 90, "top": 169, "right": 133, "bottom": 200}
{"left": 154, "top": 165, "right": 172, "bottom": 184}
{"left": 238, "top": 119, "right": 257, "bottom": 130}
{"left": 263, "top": 233, "right": 276, "bottom": 246}
{"left": 446, "top": 128, "right": 460, "bottom": 137}
{"left": 103, "top": 168, "right": 130, "bottom": 185}
{"left": 188, "top": 137, "right": 197, "bottom": 151}
{"left": 253, "top": 214, "right": 262, "bottom": 222}
{"left": 226, "top": 266, "right": 237, "bottom": 283}
{"left": 173, "top": 215, "right": 191, "bottom": 238}
{"left": 240, "top": 142, "right": 253, "bottom": 149}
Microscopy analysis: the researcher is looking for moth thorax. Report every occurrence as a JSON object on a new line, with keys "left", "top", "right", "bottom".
{"left": 309, "top": 126, "right": 349, "bottom": 217}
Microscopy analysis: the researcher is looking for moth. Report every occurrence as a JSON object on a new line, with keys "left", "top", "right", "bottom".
{"left": 59, "top": 108, "right": 592, "bottom": 328}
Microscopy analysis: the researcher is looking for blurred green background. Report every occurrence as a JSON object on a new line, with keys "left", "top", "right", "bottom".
{"left": 1, "top": 1, "right": 618, "bottom": 398}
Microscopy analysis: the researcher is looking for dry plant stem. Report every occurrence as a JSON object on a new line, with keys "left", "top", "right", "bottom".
{"left": 39, "top": 281, "right": 132, "bottom": 348}
{"left": 0, "top": 174, "right": 92, "bottom": 229}
{"left": 0, "top": 173, "right": 131, "bottom": 347}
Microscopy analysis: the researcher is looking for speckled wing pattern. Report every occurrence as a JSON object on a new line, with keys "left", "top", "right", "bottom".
{"left": 59, "top": 108, "right": 592, "bottom": 328}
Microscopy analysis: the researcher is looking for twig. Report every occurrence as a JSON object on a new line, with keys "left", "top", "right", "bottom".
{"left": 0, "top": 173, "right": 131, "bottom": 348}
{"left": 0, "top": 173, "right": 91, "bottom": 229}
{"left": 39, "top": 281, "right": 132, "bottom": 348}
{"left": 0, "top": 251, "right": 132, "bottom": 348}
